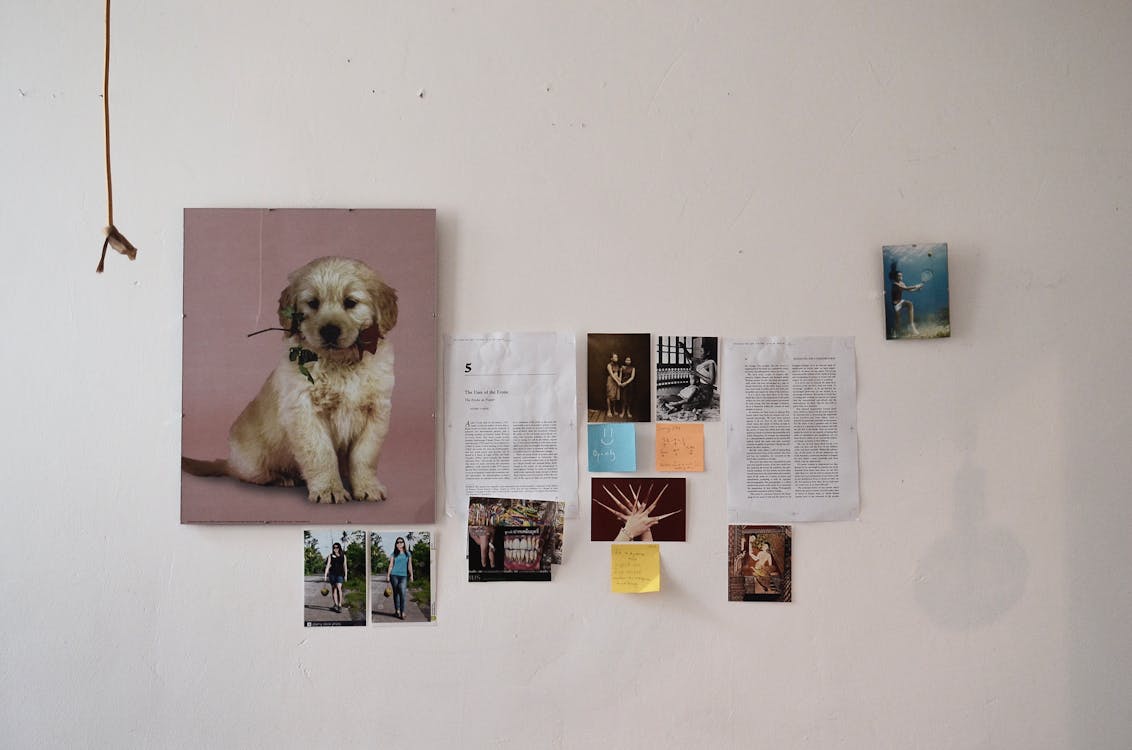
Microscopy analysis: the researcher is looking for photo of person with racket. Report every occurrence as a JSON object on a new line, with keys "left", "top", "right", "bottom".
{"left": 883, "top": 244, "right": 951, "bottom": 340}
{"left": 889, "top": 265, "right": 925, "bottom": 336}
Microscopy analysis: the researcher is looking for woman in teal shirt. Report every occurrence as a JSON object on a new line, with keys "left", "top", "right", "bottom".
{"left": 386, "top": 537, "right": 414, "bottom": 620}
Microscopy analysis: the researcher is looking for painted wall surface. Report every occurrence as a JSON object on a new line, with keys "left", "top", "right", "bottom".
{"left": 2, "top": 2, "right": 1130, "bottom": 748}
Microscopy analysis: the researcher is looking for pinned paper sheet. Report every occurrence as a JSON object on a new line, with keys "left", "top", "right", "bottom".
{"left": 611, "top": 544, "right": 660, "bottom": 593}
{"left": 656, "top": 423, "right": 704, "bottom": 472}
{"left": 588, "top": 424, "right": 636, "bottom": 472}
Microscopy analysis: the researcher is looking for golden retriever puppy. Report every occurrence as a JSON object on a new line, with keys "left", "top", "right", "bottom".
{"left": 183, "top": 256, "right": 398, "bottom": 503}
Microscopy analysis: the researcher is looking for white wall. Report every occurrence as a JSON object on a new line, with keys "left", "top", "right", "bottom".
{"left": 3, "top": 2, "right": 1131, "bottom": 747}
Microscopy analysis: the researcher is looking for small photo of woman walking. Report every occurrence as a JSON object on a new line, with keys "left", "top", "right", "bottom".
{"left": 324, "top": 542, "right": 348, "bottom": 613}
{"left": 303, "top": 529, "right": 367, "bottom": 627}
{"left": 370, "top": 530, "right": 435, "bottom": 624}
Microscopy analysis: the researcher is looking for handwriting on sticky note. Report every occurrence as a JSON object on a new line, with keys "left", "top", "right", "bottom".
{"left": 655, "top": 423, "right": 704, "bottom": 472}
{"left": 611, "top": 544, "right": 660, "bottom": 593}
{"left": 588, "top": 424, "right": 636, "bottom": 472}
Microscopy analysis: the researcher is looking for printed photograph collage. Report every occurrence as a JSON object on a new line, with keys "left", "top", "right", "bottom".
{"left": 181, "top": 210, "right": 950, "bottom": 616}
{"left": 303, "top": 529, "right": 436, "bottom": 627}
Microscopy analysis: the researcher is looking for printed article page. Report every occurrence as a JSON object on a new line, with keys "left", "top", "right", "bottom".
{"left": 724, "top": 337, "right": 860, "bottom": 522}
{"left": 445, "top": 333, "right": 578, "bottom": 517}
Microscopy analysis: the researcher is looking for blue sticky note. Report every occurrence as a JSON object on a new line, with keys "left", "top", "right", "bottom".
{"left": 588, "top": 424, "right": 636, "bottom": 472}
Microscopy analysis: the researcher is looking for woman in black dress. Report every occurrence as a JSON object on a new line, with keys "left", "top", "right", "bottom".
{"left": 618, "top": 355, "right": 638, "bottom": 419}
{"left": 322, "top": 542, "right": 347, "bottom": 613}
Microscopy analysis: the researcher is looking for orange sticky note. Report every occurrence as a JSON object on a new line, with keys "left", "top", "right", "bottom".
{"left": 611, "top": 544, "right": 660, "bottom": 593}
{"left": 655, "top": 423, "right": 704, "bottom": 472}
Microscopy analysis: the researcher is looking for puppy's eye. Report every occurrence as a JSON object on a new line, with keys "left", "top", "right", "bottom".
{"left": 307, "top": 299, "right": 320, "bottom": 310}
{"left": 344, "top": 298, "right": 357, "bottom": 309}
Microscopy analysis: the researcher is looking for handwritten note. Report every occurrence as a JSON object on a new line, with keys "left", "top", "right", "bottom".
{"left": 588, "top": 424, "right": 636, "bottom": 472}
{"left": 611, "top": 544, "right": 660, "bottom": 593}
{"left": 656, "top": 423, "right": 704, "bottom": 472}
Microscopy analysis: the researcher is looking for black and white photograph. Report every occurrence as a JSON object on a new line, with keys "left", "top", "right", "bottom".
{"left": 655, "top": 336, "right": 720, "bottom": 422}
{"left": 587, "top": 333, "right": 651, "bottom": 423}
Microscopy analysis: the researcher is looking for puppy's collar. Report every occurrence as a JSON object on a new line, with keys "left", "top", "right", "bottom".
{"left": 355, "top": 326, "right": 382, "bottom": 356}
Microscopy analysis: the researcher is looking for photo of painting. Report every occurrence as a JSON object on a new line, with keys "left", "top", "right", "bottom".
{"left": 370, "top": 530, "right": 435, "bottom": 624}
{"left": 303, "top": 529, "right": 367, "bottom": 627}
{"left": 727, "top": 525, "right": 791, "bottom": 602}
{"left": 181, "top": 209, "right": 437, "bottom": 524}
{"left": 587, "top": 333, "right": 651, "bottom": 423}
{"left": 467, "top": 498, "right": 564, "bottom": 582}
{"left": 883, "top": 243, "right": 950, "bottom": 340}
{"left": 591, "top": 477, "right": 686, "bottom": 542}
{"left": 655, "top": 336, "right": 719, "bottom": 421}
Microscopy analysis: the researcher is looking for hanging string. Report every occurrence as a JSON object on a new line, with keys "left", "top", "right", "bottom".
{"left": 97, "top": 0, "right": 138, "bottom": 273}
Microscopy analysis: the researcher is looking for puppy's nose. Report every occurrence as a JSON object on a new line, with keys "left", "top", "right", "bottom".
{"left": 319, "top": 324, "right": 342, "bottom": 345}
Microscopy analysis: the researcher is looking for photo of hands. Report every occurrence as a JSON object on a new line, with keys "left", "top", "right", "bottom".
{"left": 590, "top": 478, "right": 686, "bottom": 542}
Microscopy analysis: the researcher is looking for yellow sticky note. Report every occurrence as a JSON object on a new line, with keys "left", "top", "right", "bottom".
{"left": 611, "top": 544, "right": 660, "bottom": 593}
{"left": 655, "top": 423, "right": 705, "bottom": 472}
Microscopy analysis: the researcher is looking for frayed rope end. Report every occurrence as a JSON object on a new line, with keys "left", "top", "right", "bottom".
{"left": 96, "top": 224, "right": 138, "bottom": 273}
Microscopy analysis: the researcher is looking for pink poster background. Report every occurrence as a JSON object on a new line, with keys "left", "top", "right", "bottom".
{"left": 181, "top": 208, "right": 437, "bottom": 524}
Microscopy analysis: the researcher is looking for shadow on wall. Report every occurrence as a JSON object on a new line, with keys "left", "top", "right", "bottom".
{"left": 914, "top": 459, "right": 1028, "bottom": 629}
{"left": 912, "top": 250, "right": 1029, "bottom": 629}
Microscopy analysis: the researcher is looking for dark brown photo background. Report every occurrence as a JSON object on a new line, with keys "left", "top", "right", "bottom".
{"left": 586, "top": 332, "right": 651, "bottom": 423}
{"left": 590, "top": 477, "right": 686, "bottom": 541}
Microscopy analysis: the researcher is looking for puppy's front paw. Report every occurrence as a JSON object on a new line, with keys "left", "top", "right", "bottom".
{"left": 308, "top": 480, "right": 352, "bottom": 504}
{"left": 351, "top": 476, "right": 387, "bottom": 502}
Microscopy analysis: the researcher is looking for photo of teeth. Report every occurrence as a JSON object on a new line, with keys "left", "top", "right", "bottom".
{"left": 503, "top": 532, "right": 544, "bottom": 570}
{"left": 467, "top": 497, "right": 565, "bottom": 582}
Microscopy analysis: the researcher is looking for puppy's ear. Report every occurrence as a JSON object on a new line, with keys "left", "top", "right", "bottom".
{"left": 369, "top": 277, "right": 398, "bottom": 333}
{"left": 277, "top": 279, "right": 297, "bottom": 331}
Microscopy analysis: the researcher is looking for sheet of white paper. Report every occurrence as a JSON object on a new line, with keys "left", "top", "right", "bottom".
{"left": 444, "top": 333, "right": 579, "bottom": 517}
{"left": 724, "top": 337, "right": 860, "bottom": 522}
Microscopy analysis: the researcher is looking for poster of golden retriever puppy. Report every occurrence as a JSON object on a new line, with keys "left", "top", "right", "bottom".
{"left": 181, "top": 209, "right": 436, "bottom": 524}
